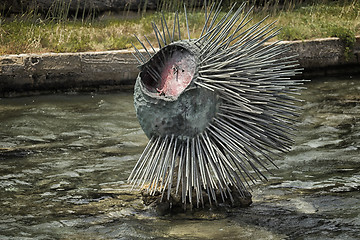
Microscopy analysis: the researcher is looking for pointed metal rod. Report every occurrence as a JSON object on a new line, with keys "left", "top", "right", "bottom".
{"left": 139, "top": 136, "right": 162, "bottom": 189}
{"left": 160, "top": 17, "right": 167, "bottom": 45}
{"left": 128, "top": 136, "right": 155, "bottom": 183}
{"left": 152, "top": 22, "right": 166, "bottom": 47}
{"left": 207, "top": 125, "right": 255, "bottom": 187}
{"left": 172, "top": 11, "right": 177, "bottom": 42}
{"left": 200, "top": 17, "right": 272, "bottom": 66}
{"left": 162, "top": 12, "right": 171, "bottom": 43}
{"left": 134, "top": 34, "right": 152, "bottom": 58}
{"left": 204, "top": 0, "right": 207, "bottom": 31}
{"left": 151, "top": 136, "right": 169, "bottom": 194}
{"left": 131, "top": 52, "right": 143, "bottom": 65}
{"left": 175, "top": 144, "right": 184, "bottom": 195}
{"left": 177, "top": 10, "right": 181, "bottom": 40}
{"left": 201, "top": 0, "right": 223, "bottom": 42}
{"left": 144, "top": 35, "right": 157, "bottom": 54}
{"left": 131, "top": 43, "right": 147, "bottom": 63}
{"left": 201, "top": 3, "right": 245, "bottom": 55}
{"left": 167, "top": 137, "right": 178, "bottom": 200}
{"left": 210, "top": 120, "right": 268, "bottom": 181}
{"left": 146, "top": 136, "right": 168, "bottom": 193}
{"left": 200, "top": 1, "right": 215, "bottom": 37}
{"left": 184, "top": 4, "right": 191, "bottom": 40}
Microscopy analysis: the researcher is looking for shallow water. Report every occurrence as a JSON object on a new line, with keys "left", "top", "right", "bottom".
{"left": 0, "top": 75, "right": 359, "bottom": 239}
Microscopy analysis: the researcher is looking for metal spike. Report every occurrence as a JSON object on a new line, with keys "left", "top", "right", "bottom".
{"left": 160, "top": 16, "right": 167, "bottom": 45}
{"left": 131, "top": 43, "right": 146, "bottom": 63}
{"left": 134, "top": 34, "right": 152, "bottom": 58}
{"left": 200, "top": 3, "right": 245, "bottom": 54}
{"left": 177, "top": 10, "right": 181, "bottom": 40}
{"left": 152, "top": 22, "right": 164, "bottom": 48}
{"left": 175, "top": 144, "right": 184, "bottom": 196}
{"left": 204, "top": 0, "right": 207, "bottom": 30}
{"left": 172, "top": 11, "right": 177, "bottom": 42}
{"left": 128, "top": 136, "right": 155, "bottom": 184}
{"left": 166, "top": 137, "right": 178, "bottom": 200}
{"left": 204, "top": 0, "right": 223, "bottom": 36}
{"left": 184, "top": 4, "right": 190, "bottom": 40}
{"left": 200, "top": 1, "right": 215, "bottom": 37}
{"left": 131, "top": 52, "right": 143, "bottom": 65}
{"left": 162, "top": 12, "right": 171, "bottom": 43}
{"left": 144, "top": 35, "right": 156, "bottom": 54}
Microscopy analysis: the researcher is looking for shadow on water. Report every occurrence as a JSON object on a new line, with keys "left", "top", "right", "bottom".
{"left": 0, "top": 75, "right": 359, "bottom": 239}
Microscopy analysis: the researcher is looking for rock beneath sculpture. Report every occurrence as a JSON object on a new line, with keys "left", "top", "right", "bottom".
{"left": 141, "top": 185, "right": 253, "bottom": 215}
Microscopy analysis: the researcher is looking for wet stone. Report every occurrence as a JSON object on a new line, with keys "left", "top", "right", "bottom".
{"left": 141, "top": 185, "right": 253, "bottom": 215}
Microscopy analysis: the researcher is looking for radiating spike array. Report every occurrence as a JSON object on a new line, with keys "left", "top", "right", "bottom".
{"left": 129, "top": 1, "right": 306, "bottom": 208}
{"left": 128, "top": 134, "right": 257, "bottom": 207}
{"left": 132, "top": 10, "right": 185, "bottom": 67}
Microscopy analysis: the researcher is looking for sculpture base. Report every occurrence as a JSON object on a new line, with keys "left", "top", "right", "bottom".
{"left": 141, "top": 186, "right": 252, "bottom": 215}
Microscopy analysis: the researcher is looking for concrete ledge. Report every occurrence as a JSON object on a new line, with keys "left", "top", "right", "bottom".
{"left": 283, "top": 36, "right": 360, "bottom": 78}
{"left": 0, "top": 50, "right": 139, "bottom": 97}
{"left": 1, "top": 36, "right": 359, "bottom": 97}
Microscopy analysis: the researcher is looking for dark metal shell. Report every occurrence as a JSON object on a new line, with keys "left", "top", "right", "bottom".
{"left": 134, "top": 41, "right": 219, "bottom": 139}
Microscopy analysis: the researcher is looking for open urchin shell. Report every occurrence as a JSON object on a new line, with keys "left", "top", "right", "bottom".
{"left": 128, "top": 2, "right": 305, "bottom": 208}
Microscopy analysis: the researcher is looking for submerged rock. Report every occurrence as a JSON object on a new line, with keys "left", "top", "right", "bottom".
{"left": 141, "top": 185, "right": 253, "bottom": 215}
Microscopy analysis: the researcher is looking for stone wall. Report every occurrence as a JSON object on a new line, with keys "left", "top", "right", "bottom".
{"left": 0, "top": 36, "right": 359, "bottom": 97}
{"left": 284, "top": 36, "right": 360, "bottom": 78}
{"left": 0, "top": 50, "right": 138, "bottom": 96}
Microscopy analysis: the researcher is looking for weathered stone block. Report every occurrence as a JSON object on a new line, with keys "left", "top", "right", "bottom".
{"left": 23, "top": 53, "right": 81, "bottom": 74}
{"left": 80, "top": 50, "right": 137, "bottom": 74}
{"left": 0, "top": 55, "right": 26, "bottom": 74}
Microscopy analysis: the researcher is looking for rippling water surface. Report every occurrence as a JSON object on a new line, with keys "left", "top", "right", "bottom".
{"left": 0, "top": 76, "right": 359, "bottom": 239}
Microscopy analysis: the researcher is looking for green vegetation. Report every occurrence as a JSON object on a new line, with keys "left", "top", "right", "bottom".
{"left": 327, "top": 25, "right": 356, "bottom": 61}
{"left": 0, "top": 0, "right": 359, "bottom": 55}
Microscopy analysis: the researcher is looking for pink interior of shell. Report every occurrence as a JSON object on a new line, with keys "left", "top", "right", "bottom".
{"left": 141, "top": 45, "right": 196, "bottom": 98}
{"left": 156, "top": 51, "right": 196, "bottom": 97}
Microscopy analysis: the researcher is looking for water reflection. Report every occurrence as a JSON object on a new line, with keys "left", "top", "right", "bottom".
{"left": 0, "top": 76, "right": 359, "bottom": 239}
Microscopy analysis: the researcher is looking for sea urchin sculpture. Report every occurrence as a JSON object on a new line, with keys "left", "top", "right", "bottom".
{"left": 128, "top": 2, "right": 304, "bottom": 208}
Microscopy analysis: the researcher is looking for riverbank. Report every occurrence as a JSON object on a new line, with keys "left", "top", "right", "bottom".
{"left": 0, "top": 36, "right": 359, "bottom": 97}
{"left": 1, "top": 1, "right": 359, "bottom": 55}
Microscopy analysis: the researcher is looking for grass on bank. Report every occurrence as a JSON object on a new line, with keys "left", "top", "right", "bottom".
{"left": 0, "top": 0, "right": 359, "bottom": 55}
